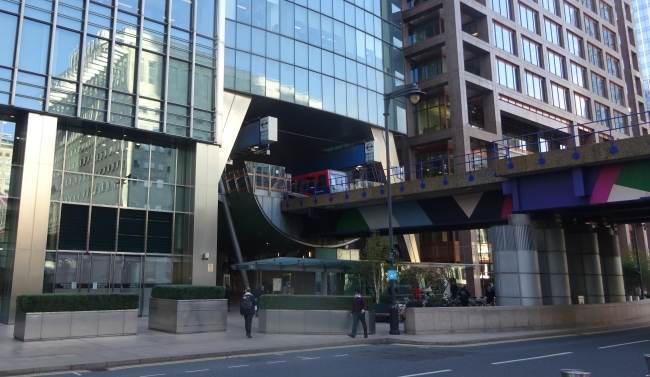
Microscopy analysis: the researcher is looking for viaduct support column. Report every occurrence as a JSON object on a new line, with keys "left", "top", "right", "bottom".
{"left": 534, "top": 223, "right": 571, "bottom": 305}
{"left": 597, "top": 226, "right": 626, "bottom": 303}
{"left": 489, "top": 214, "right": 542, "bottom": 306}
{"left": 564, "top": 226, "right": 605, "bottom": 304}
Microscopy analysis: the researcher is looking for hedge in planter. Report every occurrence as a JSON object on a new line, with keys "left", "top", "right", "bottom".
{"left": 16, "top": 293, "right": 139, "bottom": 312}
{"left": 151, "top": 285, "right": 225, "bottom": 300}
{"left": 14, "top": 294, "right": 139, "bottom": 341}
{"left": 149, "top": 285, "right": 227, "bottom": 334}
{"left": 260, "top": 295, "right": 375, "bottom": 311}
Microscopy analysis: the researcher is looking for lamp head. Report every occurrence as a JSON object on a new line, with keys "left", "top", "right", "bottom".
{"left": 403, "top": 84, "right": 426, "bottom": 105}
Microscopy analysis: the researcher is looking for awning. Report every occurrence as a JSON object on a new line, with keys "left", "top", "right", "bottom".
{"left": 230, "top": 257, "right": 360, "bottom": 273}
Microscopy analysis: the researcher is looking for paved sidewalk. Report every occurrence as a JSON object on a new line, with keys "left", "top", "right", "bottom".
{"left": 0, "top": 312, "right": 647, "bottom": 376}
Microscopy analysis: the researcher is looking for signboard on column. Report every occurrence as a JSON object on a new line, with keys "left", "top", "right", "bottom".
{"left": 364, "top": 141, "right": 380, "bottom": 164}
{"left": 260, "top": 116, "right": 278, "bottom": 145}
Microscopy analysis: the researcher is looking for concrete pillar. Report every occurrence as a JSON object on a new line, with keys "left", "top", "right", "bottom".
{"left": 535, "top": 226, "right": 571, "bottom": 305}
{"left": 564, "top": 226, "right": 605, "bottom": 304}
{"left": 489, "top": 214, "right": 543, "bottom": 306}
{"left": 597, "top": 226, "right": 626, "bottom": 303}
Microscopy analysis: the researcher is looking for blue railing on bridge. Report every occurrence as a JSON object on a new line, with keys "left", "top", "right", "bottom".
{"left": 283, "top": 112, "right": 650, "bottom": 207}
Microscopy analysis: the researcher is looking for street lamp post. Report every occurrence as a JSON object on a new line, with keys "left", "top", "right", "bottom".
{"left": 383, "top": 83, "right": 425, "bottom": 335}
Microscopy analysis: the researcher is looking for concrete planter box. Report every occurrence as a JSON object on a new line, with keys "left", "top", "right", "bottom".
{"left": 14, "top": 309, "right": 137, "bottom": 341}
{"left": 404, "top": 299, "right": 650, "bottom": 335}
{"left": 148, "top": 298, "right": 227, "bottom": 334}
{"left": 259, "top": 309, "right": 376, "bottom": 335}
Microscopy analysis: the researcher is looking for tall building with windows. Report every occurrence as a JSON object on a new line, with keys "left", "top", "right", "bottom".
{"left": 0, "top": 0, "right": 406, "bottom": 323}
{"left": 400, "top": 0, "right": 649, "bottom": 292}
{"left": 633, "top": 0, "right": 650, "bottom": 112}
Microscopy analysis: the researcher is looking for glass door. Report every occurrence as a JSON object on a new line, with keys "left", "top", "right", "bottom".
{"left": 54, "top": 253, "right": 80, "bottom": 293}
{"left": 120, "top": 255, "right": 143, "bottom": 316}
{"left": 90, "top": 254, "right": 111, "bottom": 293}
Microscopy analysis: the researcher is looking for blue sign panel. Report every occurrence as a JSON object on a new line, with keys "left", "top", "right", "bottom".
{"left": 387, "top": 270, "right": 398, "bottom": 280}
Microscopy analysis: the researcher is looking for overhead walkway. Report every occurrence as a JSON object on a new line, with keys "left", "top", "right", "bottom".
{"left": 220, "top": 161, "right": 357, "bottom": 255}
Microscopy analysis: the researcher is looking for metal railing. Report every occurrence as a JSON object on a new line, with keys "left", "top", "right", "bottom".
{"left": 282, "top": 112, "right": 650, "bottom": 206}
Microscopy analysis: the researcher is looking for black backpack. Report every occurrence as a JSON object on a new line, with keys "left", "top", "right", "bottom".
{"left": 241, "top": 295, "right": 253, "bottom": 310}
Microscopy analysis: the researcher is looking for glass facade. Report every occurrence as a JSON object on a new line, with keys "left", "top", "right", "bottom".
{"left": 44, "top": 122, "right": 194, "bottom": 315}
{"left": 634, "top": 0, "right": 650, "bottom": 109}
{"left": 223, "top": 0, "right": 407, "bottom": 132}
{"left": 0, "top": 113, "right": 26, "bottom": 323}
{"left": 0, "top": 0, "right": 217, "bottom": 141}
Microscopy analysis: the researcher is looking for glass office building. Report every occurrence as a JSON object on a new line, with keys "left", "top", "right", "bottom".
{"left": 222, "top": 0, "right": 407, "bottom": 132}
{"left": 0, "top": 0, "right": 406, "bottom": 323}
{"left": 633, "top": 0, "right": 650, "bottom": 111}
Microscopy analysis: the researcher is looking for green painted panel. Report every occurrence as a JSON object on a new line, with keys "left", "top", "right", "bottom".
{"left": 615, "top": 160, "right": 650, "bottom": 192}
{"left": 336, "top": 208, "right": 370, "bottom": 234}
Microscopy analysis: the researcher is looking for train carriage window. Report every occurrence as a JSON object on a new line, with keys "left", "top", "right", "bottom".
{"left": 317, "top": 174, "right": 327, "bottom": 188}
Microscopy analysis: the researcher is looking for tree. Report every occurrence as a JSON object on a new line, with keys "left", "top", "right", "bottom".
{"left": 399, "top": 265, "right": 452, "bottom": 296}
{"left": 621, "top": 249, "right": 650, "bottom": 296}
{"left": 353, "top": 230, "right": 389, "bottom": 303}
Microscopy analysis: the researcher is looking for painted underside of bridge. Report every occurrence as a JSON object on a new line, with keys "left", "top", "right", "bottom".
{"left": 296, "top": 157, "right": 650, "bottom": 237}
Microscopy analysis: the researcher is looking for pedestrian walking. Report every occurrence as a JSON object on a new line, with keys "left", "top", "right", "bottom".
{"left": 458, "top": 285, "right": 470, "bottom": 307}
{"left": 414, "top": 285, "right": 421, "bottom": 299}
{"left": 485, "top": 283, "right": 496, "bottom": 306}
{"left": 450, "top": 278, "right": 459, "bottom": 299}
{"left": 348, "top": 290, "right": 368, "bottom": 338}
{"left": 240, "top": 287, "right": 256, "bottom": 338}
{"left": 253, "top": 285, "right": 264, "bottom": 317}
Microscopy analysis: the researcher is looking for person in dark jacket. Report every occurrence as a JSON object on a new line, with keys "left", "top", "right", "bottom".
{"left": 458, "top": 285, "right": 470, "bottom": 307}
{"left": 240, "top": 287, "right": 256, "bottom": 338}
{"left": 450, "top": 278, "right": 459, "bottom": 298}
{"left": 253, "top": 285, "right": 264, "bottom": 317}
{"left": 485, "top": 283, "right": 496, "bottom": 306}
{"left": 348, "top": 290, "right": 368, "bottom": 338}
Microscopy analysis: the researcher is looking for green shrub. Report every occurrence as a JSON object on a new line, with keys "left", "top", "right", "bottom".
{"left": 259, "top": 295, "right": 375, "bottom": 311}
{"left": 16, "top": 294, "right": 139, "bottom": 313}
{"left": 151, "top": 285, "right": 225, "bottom": 300}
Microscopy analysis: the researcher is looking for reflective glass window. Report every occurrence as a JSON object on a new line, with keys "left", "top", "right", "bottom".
{"left": 574, "top": 93, "right": 591, "bottom": 119}
{"left": 83, "top": 37, "right": 110, "bottom": 88}
{"left": 87, "top": 3, "right": 113, "bottom": 37}
{"left": 113, "top": 44, "right": 136, "bottom": 93}
{"left": 322, "top": 50, "right": 334, "bottom": 76}
{"left": 550, "top": 82, "right": 568, "bottom": 110}
{"left": 145, "top": 0, "right": 166, "bottom": 21}
{"left": 333, "top": 21, "right": 345, "bottom": 56}
{"left": 251, "top": 0, "right": 266, "bottom": 29}
{"left": 266, "top": 58, "right": 280, "bottom": 99}
{"left": 138, "top": 98, "right": 163, "bottom": 132}
{"left": 280, "top": 63, "right": 295, "bottom": 102}
{"left": 143, "top": 20, "right": 167, "bottom": 54}
{"left": 140, "top": 51, "right": 164, "bottom": 100}
{"left": 237, "top": 0, "right": 252, "bottom": 24}
{"left": 251, "top": 55, "right": 266, "bottom": 95}
{"left": 322, "top": 75, "right": 334, "bottom": 112}
{"left": 280, "top": 36, "right": 294, "bottom": 64}
{"left": 266, "top": 32, "right": 280, "bottom": 60}
{"left": 346, "top": 83, "right": 358, "bottom": 118}
{"left": 252, "top": 28, "right": 266, "bottom": 56}
{"left": 308, "top": 71, "right": 322, "bottom": 109}
{"left": 295, "top": 5, "right": 308, "bottom": 42}
{"left": 19, "top": 19, "right": 51, "bottom": 75}
{"left": 295, "top": 67, "right": 308, "bottom": 105}
{"left": 49, "top": 79, "right": 77, "bottom": 116}
{"left": 0, "top": 12, "right": 17, "bottom": 67}
{"left": 167, "top": 104, "right": 190, "bottom": 137}
{"left": 266, "top": 0, "right": 280, "bottom": 32}
{"left": 333, "top": 0, "right": 344, "bottom": 21}
{"left": 194, "top": 66, "right": 214, "bottom": 110}
{"left": 168, "top": 59, "right": 190, "bottom": 105}
{"left": 346, "top": 58, "right": 357, "bottom": 83}
{"left": 236, "top": 23, "right": 252, "bottom": 52}
{"left": 92, "top": 177, "right": 120, "bottom": 206}
{"left": 94, "top": 136, "right": 122, "bottom": 177}
{"left": 309, "top": 46, "right": 321, "bottom": 71}
{"left": 334, "top": 54, "right": 345, "bottom": 80}
{"left": 295, "top": 42, "right": 308, "bottom": 68}
{"left": 118, "top": 0, "right": 139, "bottom": 13}
{"left": 235, "top": 51, "right": 251, "bottom": 92}
{"left": 280, "top": 0, "right": 294, "bottom": 37}
{"left": 570, "top": 62, "right": 587, "bottom": 88}
{"left": 116, "top": 11, "right": 140, "bottom": 46}
{"left": 193, "top": 110, "right": 214, "bottom": 141}
{"left": 171, "top": 0, "right": 192, "bottom": 30}
{"left": 334, "top": 79, "right": 346, "bottom": 115}
{"left": 357, "top": 87, "right": 368, "bottom": 122}
{"left": 356, "top": 29, "right": 366, "bottom": 63}
{"left": 308, "top": 10, "right": 321, "bottom": 46}
{"left": 345, "top": 25, "right": 356, "bottom": 59}
{"left": 321, "top": 15, "right": 333, "bottom": 51}
{"left": 197, "top": 0, "right": 216, "bottom": 36}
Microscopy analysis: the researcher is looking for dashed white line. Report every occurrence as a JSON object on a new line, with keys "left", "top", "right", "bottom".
{"left": 492, "top": 352, "right": 573, "bottom": 365}
{"left": 335, "top": 354, "right": 348, "bottom": 357}
{"left": 267, "top": 361, "right": 286, "bottom": 364}
{"left": 228, "top": 365, "right": 249, "bottom": 368}
{"left": 140, "top": 374, "right": 166, "bottom": 377}
{"left": 185, "top": 369, "right": 209, "bottom": 373}
{"left": 598, "top": 339, "right": 650, "bottom": 349}
{"left": 298, "top": 356, "right": 321, "bottom": 360}
{"left": 397, "top": 370, "right": 452, "bottom": 377}
{"left": 72, "top": 373, "right": 82, "bottom": 376}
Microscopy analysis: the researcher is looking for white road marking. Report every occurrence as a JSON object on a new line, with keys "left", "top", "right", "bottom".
{"left": 73, "top": 373, "right": 82, "bottom": 376}
{"left": 298, "top": 356, "right": 321, "bottom": 360}
{"left": 397, "top": 370, "right": 452, "bottom": 377}
{"left": 598, "top": 339, "right": 650, "bottom": 349}
{"left": 267, "top": 361, "right": 286, "bottom": 364}
{"left": 140, "top": 374, "right": 166, "bottom": 377}
{"left": 228, "top": 365, "right": 249, "bottom": 368}
{"left": 492, "top": 352, "right": 572, "bottom": 365}
{"left": 185, "top": 369, "right": 209, "bottom": 373}
{"left": 335, "top": 354, "right": 348, "bottom": 357}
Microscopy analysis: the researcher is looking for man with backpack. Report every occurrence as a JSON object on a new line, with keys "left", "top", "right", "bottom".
{"left": 240, "top": 287, "right": 256, "bottom": 338}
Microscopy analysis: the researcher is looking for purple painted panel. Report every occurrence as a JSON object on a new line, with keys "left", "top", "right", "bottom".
{"left": 516, "top": 170, "right": 590, "bottom": 211}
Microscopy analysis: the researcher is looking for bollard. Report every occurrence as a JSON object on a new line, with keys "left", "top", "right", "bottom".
{"left": 645, "top": 354, "right": 650, "bottom": 374}
{"left": 560, "top": 371, "right": 590, "bottom": 377}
